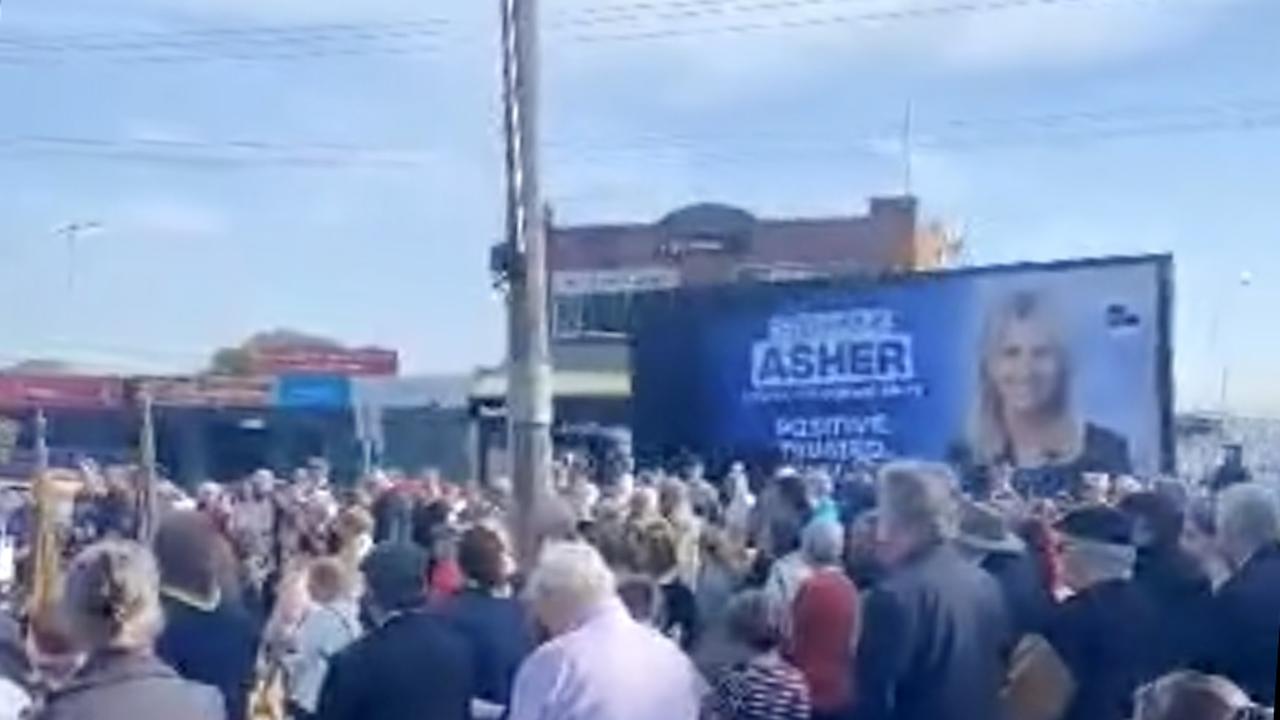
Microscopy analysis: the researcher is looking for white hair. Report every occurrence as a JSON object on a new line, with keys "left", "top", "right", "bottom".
{"left": 527, "top": 541, "right": 617, "bottom": 615}
{"left": 1217, "top": 483, "right": 1280, "bottom": 562}
{"left": 878, "top": 461, "right": 960, "bottom": 543}
{"left": 801, "top": 518, "right": 844, "bottom": 566}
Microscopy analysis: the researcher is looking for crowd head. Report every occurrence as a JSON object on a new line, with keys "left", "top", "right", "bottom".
{"left": 1216, "top": 482, "right": 1280, "bottom": 568}
{"left": 875, "top": 461, "right": 960, "bottom": 565}
{"left": 60, "top": 540, "right": 165, "bottom": 654}
{"left": 526, "top": 541, "right": 615, "bottom": 636}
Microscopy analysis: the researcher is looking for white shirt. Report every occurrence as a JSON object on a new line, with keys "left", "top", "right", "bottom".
{"left": 283, "top": 599, "right": 362, "bottom": 713}
{"left": 0, "top": 677, "right": 30, "bottom": 720}
{"left": 508, "top": 598, "right": 703, "bottom": 720}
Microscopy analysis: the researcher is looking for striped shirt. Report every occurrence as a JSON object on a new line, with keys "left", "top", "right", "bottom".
{"left": 704, "top": 652, "right": 810, "bottom": 720}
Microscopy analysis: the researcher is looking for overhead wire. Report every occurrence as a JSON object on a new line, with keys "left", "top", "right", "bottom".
{"left": 0, "top": 0, "right": 1228, "bottom": 64}
{"left": 560, "top": 0, "right": 1219, "bottom": 43}
{"left": 546, "top": 96, "right": 1280, "bottom": 154}
{"left": 0, "top": 21, "right": 449, "bottom": 65}
{"left": 551, "top": 0, "right": 884, "bottom": 27}
{"left": 0, "top": 134, "right": 435, "bottom": 169}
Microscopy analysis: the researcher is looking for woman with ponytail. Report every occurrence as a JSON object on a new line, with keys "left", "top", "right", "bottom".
{"left": 38, "top": 540, "right": 225, "bottom": 720}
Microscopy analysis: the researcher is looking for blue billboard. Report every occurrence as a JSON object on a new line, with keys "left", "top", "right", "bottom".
{"left": 632, "top": 255, "right": 1173, "bottom": 479}
{"left": 275, "top": 375, "right": 352, "bottom": 409}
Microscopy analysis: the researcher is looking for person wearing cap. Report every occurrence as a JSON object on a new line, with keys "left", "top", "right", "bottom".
{"left": 1021, "top": 505, "right": 1173, "bottom": 720}
{"left": 315, "top": 543, "right": 473, "bottom": 720}
{"left": 955, "top": 501, "right": 1052, "bottom": 639}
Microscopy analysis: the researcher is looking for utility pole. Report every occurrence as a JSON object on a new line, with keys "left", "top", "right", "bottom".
{"left": 500, "top": 0, "right": 553, "bottom": 568}
{"left": 137, "top": 391, "right": 159, "bottom": 543}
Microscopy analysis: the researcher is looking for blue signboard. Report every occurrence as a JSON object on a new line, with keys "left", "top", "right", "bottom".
{"left": 275, "top": 375, "right": 352, "bottom": 409}
{"left": 633, "top": 256, "right": 1172, "bottom": 477}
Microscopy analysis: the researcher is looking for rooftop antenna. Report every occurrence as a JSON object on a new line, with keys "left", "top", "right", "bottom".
{"left": 902, "top": 100, "right": 914, "bottom": 197}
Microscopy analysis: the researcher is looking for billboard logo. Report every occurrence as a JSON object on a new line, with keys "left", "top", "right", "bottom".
{"left": 1106, "top": 303, "right": 1142, "bottom": 332}
{"left": 751, "top": 309, "right": 916, "bottom": 389}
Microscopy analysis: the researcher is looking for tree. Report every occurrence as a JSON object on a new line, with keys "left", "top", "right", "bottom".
{"left": 206, "top": 328, "right": 344, "bottom": 375}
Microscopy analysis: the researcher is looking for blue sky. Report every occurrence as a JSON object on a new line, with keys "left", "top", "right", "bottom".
{"left": 1, "top": 0, "right": 1277, "bottom": 414}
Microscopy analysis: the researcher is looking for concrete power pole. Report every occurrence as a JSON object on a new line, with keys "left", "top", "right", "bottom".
{"left": 500, "top": 0, "right": 554, "bottom": 568}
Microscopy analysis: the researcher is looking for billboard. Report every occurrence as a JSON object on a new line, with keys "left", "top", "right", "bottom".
{"left": 632, "top": 255, "right": 1173, "bottom": 480}
{"left": 0, "top": 375, "right": 124, "bottom": 409}
{"left": 138, "top": 376, "right": 274, "bottom": 408}
{"left": 275, "top": 375, "right": 352, "bottom": 409}
{"left": 248, "top": 348, "right": 398, "bottom": 376}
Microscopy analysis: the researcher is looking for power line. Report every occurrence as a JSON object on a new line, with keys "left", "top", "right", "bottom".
{"left": 562, "top": 0, "right": 1219, "bottom": 43}
{"left": 547, "top": 95, "right": 1280, "bottom": 153}
{"left": 0, "top": 18, "right": 448, "bottom": 49}
{"left": 1, "top": 95, "right": 1275, "bottom": 171}
{"left": 544, "top": 103, "right": 1280, "bottom": 170}
{"left": 552, "top": 0, "right": 878, "bottom": 26}
{"left": 0, "top": 134, "right": 435, "bottom": 169}
{"left": 0, "top": 22, "right": 447, "bottom": 65}
{"left": 0, "top": 0, "right": 1227, "bottom": 65}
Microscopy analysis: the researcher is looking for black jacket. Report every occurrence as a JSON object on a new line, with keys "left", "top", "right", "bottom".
{"left": 982, "top": 550, "right": 1053, "bottom": 638}
{"left": 39, "top": 650, "right": 224, "bottom": 720}
{"left": 316, "top": 609, "right": 474, "bottom": 720}
{"left": 1205, "top": 542, "right": 1280, "bottom": 705}
{"left": 852, "top": 543, "right": 1010, "bottom": 720}
{"left": 155, "top": 594, "right": 259, "bottom": 720}
{"left": 1133, "top": 544, "right": 1213, "bottom": 665}
{"left": 1044, "top": 579, "right": 1172, "bottom": 720}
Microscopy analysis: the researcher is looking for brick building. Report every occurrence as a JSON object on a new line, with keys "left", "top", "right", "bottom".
{"left": 474, "top": 194, "right": 949, "bottom": 479}
{"left": 548, "top": 195, "right": 944, "bottom": 337}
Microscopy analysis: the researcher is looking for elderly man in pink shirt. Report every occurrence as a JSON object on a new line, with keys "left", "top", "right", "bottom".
{"left": 507, "top": 541, "right": 704, "bottom": 720}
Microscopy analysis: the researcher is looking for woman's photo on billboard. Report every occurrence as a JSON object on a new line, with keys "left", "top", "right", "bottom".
{"left": 961, "top": 289, "right": 1132, "bottom": 495}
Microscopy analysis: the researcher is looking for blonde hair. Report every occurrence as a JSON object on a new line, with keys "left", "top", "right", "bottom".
{"left": 969, "top": 290, "right": 1075, "bottom": 466}
{"left": 306, "top": 557, "right": 356, "bottom": 605}
{"left": 61, "top": 540, "right": 165, "bottom": 652}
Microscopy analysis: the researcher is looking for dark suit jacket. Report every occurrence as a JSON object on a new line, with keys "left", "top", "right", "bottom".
{"left": 442, "top": 589, "right": 534, "bottom": 706}
{"left": 852, "top": 543, "right": 1010, "bottom": 720}
{"left": 155, "top": 594, "right": 259, "bottom": 720}
{"left": 982, "top": 550, "right": 1053, "bottom": 638}
{"left": 317, "top": 609, "right": 474, "bottom": 720}
{"left": 1206, "top": 542, "right": 1280, "bottom": 705}
{"left": 1044, "top": 579, "right": 1172, "bottom": 720}
{"left": 39, "top": 650, "right": 224, "bottom": 720}
{"left": 1133, "top": 544, "right": 1213, "bottom": 665}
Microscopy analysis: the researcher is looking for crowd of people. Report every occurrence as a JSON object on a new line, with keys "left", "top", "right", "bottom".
{"left": 0, "top": 452, "right": 1275, "bottom": 720}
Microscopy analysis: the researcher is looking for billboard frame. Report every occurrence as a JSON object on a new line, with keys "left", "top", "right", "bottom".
{"left": 630, "top": 253, "right": 1175, "bottom": 474}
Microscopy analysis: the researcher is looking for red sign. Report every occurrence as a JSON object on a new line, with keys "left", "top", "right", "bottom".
{"left": 248, "top": 348, "right": 398, "bottom": 376}
{"left": 0, "top": 375, "right": 124, "bottom": 409}
{"left": 139, "top": 376, "right": 273, "bottom": 408}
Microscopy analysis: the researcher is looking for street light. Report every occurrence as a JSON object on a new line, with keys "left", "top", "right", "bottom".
{"left": 1212, "top": 271, "right": 1254, "bottom": 413}
{"left": 51, "top": 221, "right": 103, "bottom": 291}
